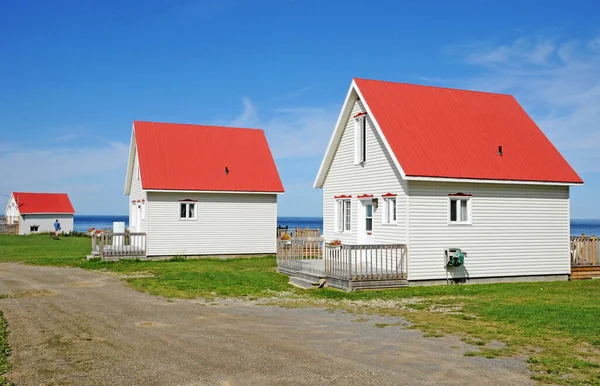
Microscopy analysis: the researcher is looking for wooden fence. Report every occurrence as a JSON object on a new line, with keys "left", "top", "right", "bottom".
{"left": 92, "top": 232, "right": 146, "bottom": 260}
{"left": 324, "top": 244, "right": 408, "bottom": 281}
{"left": 571, "top": 235, "right": 599, "bottom": 267}
{"left": 276, "top": 237, "right": 323, "bottom": 270}
{"left": 277, "top": 227, "right": 321, "bottom": 239}
{"left": 0, "top": 216, "right": 18, "bottom": 235}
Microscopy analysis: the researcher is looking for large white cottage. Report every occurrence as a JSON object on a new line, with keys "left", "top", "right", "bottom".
{"left": 4, "top": 192, "right": 75, "bottom": 235}
{"left": 314, "top": 78, "right": 583, "bottom": 284}
{"left": 124, "top": 121, "right": 284, "bottom": 257}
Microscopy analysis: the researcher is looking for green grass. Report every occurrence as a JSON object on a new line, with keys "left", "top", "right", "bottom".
{"left": 0, "top": 312, "right": 10, "bottom": 385}
{"left": 1, "top": 234, "right": 600, "bottom": 383}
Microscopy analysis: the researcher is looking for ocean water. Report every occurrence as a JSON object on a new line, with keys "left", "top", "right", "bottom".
{"left": 73, "top": 215, "right": 323, "bottom": 232}
{"left": 75, "top": 215, "right": 600, "bottom": 236}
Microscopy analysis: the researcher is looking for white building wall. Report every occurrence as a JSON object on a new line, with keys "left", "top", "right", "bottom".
{"left": 128, "top": 147, "right": 148, "bottom": 233}
{"left": 407, "top": 181, "right": 570, "bottom": 281}
{"left": 146, "top": 192, "right": 277, "bottom": 256}
{"left": 322, "top": 98, "right": 408, "bottom": 245}
{"left": 4, "top": 196, "right": 19, "bottom": 224}
{"left": 18, "top": 214, "right": 74, "bottom": 235}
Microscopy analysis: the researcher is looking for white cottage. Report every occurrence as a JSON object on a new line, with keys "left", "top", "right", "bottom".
{"left": 314, "top": 78, "right": 583, "bottom": 284}
{"left": 4, "top": 192, "right": 75, "bottom": 235}
{"left": 124, "top": 121, "right": 284, "bottom": 257}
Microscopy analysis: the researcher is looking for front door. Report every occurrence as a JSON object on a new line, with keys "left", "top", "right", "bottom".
{"left": 359, "top": 200, "right": 374, "bottom": 244}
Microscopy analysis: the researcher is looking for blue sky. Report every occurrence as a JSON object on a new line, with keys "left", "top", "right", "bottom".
{"left": 1, "top": 0, "right": 599, "bottom": 218}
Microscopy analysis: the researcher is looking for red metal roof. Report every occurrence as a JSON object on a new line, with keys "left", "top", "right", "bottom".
{"left": 12, "top": 192, "right": 75, "bottom": 214}
{"left": 133, "top": 121, "right": 284, "bottom": 192}
{"left": 354, "top": 78, "right": 583, "bottom": 184}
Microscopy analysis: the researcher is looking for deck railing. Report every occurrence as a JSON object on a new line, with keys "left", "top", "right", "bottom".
{"left": 325, "top": 244, "right": 408, "bottom": 281}
{"left": 0, "top": 216, "right": 18, "bottom": 235}
{"left": 571, "top": 235, "right": 599, "bottom": 267}
{"left": 277, "top": 227, "right": 321, "bottom": 239}
{"left": 276, "top": 237, "right": 323, "bottom": 270}
{"left": 92, "top": 232, "right": 147, "bottom": 259}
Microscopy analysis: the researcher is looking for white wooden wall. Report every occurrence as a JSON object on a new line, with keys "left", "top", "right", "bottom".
{"left": 128, "top": 147, "right": 147, "bottom": 233}
{"left": 407, "top": 181, "right": 571, "bottom": 281}
{"left": 322, "top": 98, "right": 408, "bottom": 245}
{"left": 4, "top": 196, "right": 19, "bottom": 224}
{"left": 146, "top": 192, "right": 277, "bottom": 256}
{"left": 19, "top": 214, "right": 74, "bottom": 235}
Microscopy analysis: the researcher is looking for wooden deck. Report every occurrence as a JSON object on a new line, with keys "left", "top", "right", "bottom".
{"left": 276, "top": 235, "right": 408, "bottom": 291}
{"left": 89, "top": 232, "right": 147, "bottom": 261}
{"left": 571, "top": 235, "right": 600, "bottom": 280}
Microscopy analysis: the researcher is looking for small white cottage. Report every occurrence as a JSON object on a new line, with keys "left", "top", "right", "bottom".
{"left": 314, "top": 78, "right": 583, "bottom": 284}
{"left": 4, "top": 192, "right": 75, "bottom": 235}
{"left": 124, "top": 121, "right": 284, "bottom": 257}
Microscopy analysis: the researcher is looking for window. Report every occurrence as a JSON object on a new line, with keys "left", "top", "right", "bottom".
{"left": 354, "top": 115, "right": 367, "bottom": 164}
{"left": 131, "top": 202, "right": 137, "bottom": 227}
{"left": 180, "top": 202, "right": 196, "bottom": 220}
{"left": 382, "top": 197, "right": 397, "bottom": 224}
{"left": 449, "top": 197, "right": 471, "bottom": 224}
{"left": 336, "top": 199, "right": 351, "bottom": 232}
{"left": 365, "top": 203, "right": 373, "bottom": 232}
{"left": 30, "top": 225, "right": 39, "bottom": 232}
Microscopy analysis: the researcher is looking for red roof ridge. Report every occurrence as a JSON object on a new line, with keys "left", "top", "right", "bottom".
{"left": 133, "top": 120, "right": 264, "bottom": 132}
{"left": 353, "top": 77, "right": 514, "bottom": 98}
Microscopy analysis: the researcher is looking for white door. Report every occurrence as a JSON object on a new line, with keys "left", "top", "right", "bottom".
{"left": 359, "top": 200, "right": 374, "bottom": 244}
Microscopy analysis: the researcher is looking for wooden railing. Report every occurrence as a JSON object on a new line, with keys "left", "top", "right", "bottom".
{"left": 276, "top": 237, "right": 323, "bottom": 270}
{"left": 325, "top": 244, "right": 408, "bottom": 281}
{"left": 277, "top": 227, "right": 321, "bottom": 239}
{"left": 571, "top": 235, "right": 599, "bottom": 267}
{"left": 92, "top": 232, "right": 146, "bottom": 259}
{"left": 0, "top": 216, "right": 18, "bottom": 235}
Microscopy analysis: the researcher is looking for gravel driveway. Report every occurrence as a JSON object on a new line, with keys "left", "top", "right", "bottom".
{"left": 0, "top": 263, "right": 532, "bottom": 385}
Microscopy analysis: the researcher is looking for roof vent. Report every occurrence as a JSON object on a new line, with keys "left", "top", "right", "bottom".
{"left": 498, "top": 146, "right": 503, "bottom": 156}
{"left": 225, "top": 166, "right": 229, "bottom": 175}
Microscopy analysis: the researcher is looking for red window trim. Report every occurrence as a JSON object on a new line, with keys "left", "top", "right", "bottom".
{"left": 334, "top": 194, "right": 352, "bottom": 199}
{"left": 178, "top": 199, "right": 199, "bottom": 202}
{"left": 353, "top": 112, "right": 367, "bottom": 118}
{"left": 448, "top": 192, "right": 472, "bottom": 197}
{"left": 382, "top": 193, "right": 397, "bottom": 197}
{"left": 357, "top": 194, "right": 374, "bottom": 198}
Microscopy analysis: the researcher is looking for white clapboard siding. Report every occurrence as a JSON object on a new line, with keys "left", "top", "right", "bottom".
{"left": 407, "top": 181, "right": 570, "bottom": 281}
{"left": 146, "top": 192, "right": 277, "bottom": 256}
{"left": 19, "top": 214, "right": 73, "bottom": 235}
{"left": 322, "top": 98, "right": 407, "bottom": 245}
{"left": 129, "top": 147, "right": 147, "bottom": 233}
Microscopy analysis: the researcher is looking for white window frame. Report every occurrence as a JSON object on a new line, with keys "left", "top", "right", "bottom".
{"left": 448, "top": 197, "right": 472, "bottom": 225}
{"left": 335, "top": 199, "right": 352, "bottom": 233}
{"left": 30, "top": 225, "right": 39, "bottom": 232}
{"left": 179, "top": 202, "right": 197, "bottom": 220}
{"left": 382, "top": 196, "right": 397, "bottom": 225}
{"left": 354, "top": 115, "right": 367, "bottom": 165}
{"left": 131, "top": 202, "right": 138, "bottom": 228}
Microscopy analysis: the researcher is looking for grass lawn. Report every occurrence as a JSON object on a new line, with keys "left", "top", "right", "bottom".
{"left": 0, "top": 312, "right": 10, "bottom": 385}
{"left": 1, "top": 234, "right": 599, "bottom": 384}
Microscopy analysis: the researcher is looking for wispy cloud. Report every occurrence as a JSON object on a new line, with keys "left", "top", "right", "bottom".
{"left": 450, "top": 34, "right": 600, "bottom": 173}
{"left": 0, "top": 142, "right": 130, "bottom": 213}
{"left": 228, "top": 97, "right": 338, "bottom": 159}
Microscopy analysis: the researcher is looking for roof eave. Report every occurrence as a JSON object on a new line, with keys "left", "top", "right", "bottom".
{"left": 145, "top": 189, "right": 284, "bottom": 194}
{"left": 404, "top": 175, "right": 583, "bottom": 186}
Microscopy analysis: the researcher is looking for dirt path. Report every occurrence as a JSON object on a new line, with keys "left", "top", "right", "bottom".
{"left": 0, "top": 263, "right": 532, "bottom": 385}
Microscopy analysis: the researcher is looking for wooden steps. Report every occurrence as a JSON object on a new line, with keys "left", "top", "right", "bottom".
{"left": 571, "top": 266, "right": 600, "bottom": 280}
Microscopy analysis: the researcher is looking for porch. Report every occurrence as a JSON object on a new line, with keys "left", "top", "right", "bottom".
{"left": 88, "top": 232, "right": 147, "bottom": 261}
{"left": 571, "top": 235, "right": 600, "bottom": 279}
{"left": 276, "top": 236, "right": 408, "bottom": 291}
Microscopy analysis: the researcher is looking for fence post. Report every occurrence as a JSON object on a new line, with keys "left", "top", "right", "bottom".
{"left": 100, "top": 234, "right": 105, "bottom": 260}
{"left": 592, "top": 235, "right": 597, "bottom": 266}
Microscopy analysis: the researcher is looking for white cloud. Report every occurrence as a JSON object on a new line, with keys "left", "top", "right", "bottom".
{"left": 452, "top": 34, "right": 600, "bottom": 173}
{"left": 228, "top": 98, "right": 338, "bottom": 159}
{"left": 0, "top": 142, "right": 130, "bottom": 214}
